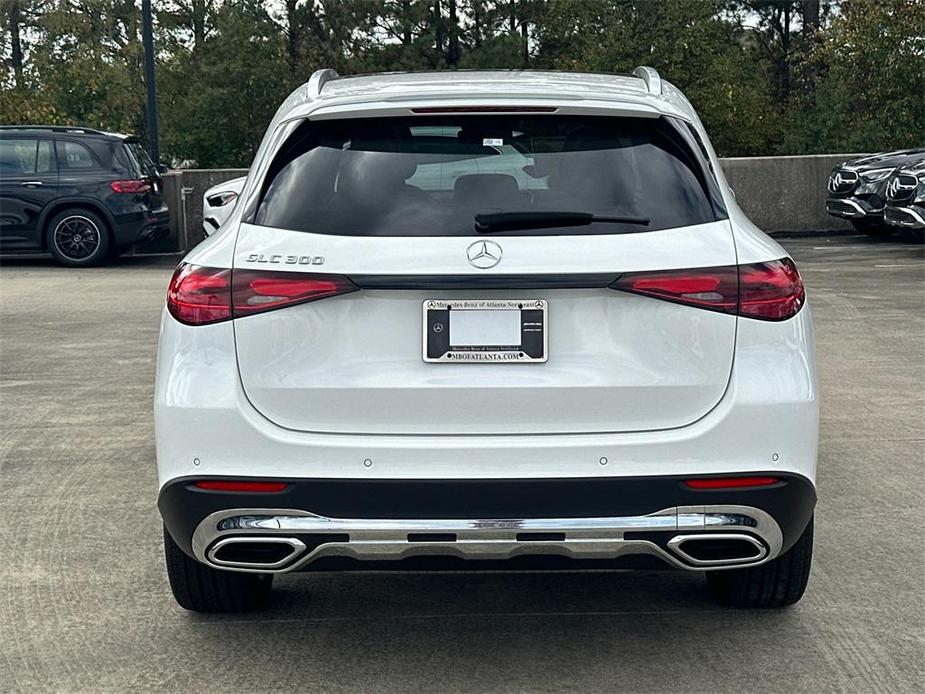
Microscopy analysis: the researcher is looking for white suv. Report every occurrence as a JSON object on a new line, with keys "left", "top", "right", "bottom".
{"left": 156, "top": 68, "right": 818, "bottom": 613}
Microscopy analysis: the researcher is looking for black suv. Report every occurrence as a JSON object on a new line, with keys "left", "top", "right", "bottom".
{"left": 884, "top": 159, "right": 925, "bottom": 244}
{"left": 825, "top": 149, "right": 925, "bottom": 237}
{"left": 0, "top": 126, "right": 169, "bottom": 267}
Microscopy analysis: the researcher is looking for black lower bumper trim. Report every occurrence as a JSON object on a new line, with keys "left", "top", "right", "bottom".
{"left": 159, "top": 473, "right": 816, "bottom": 564}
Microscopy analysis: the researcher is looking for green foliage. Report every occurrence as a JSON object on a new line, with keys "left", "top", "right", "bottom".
{"left": 159, "top": 0, "right": 289, "bottom": 166}
{"left": 1, "top": 0, "right": 922, "bottom": 166}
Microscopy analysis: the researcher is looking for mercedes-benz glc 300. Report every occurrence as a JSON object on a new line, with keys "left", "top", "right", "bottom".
{"left": 156, "top": 68, "right": 818, "bottom": 612}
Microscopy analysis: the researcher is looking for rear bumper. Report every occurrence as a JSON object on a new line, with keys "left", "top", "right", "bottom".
{"left": 159, "top": 473, "right": 815, "bottom": 574}
{"left": 112, "top": 205, "right": 170, "bottom": 245}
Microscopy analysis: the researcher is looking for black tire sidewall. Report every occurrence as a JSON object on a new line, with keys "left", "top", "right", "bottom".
{"left": 850, "top": 219, "right": 893, "bottom": 236}
{"left": 46, "top": 208, "right": 111, "bottom": 267}
{"left": 898, "top": 227, "right": 925, "bottom": 244}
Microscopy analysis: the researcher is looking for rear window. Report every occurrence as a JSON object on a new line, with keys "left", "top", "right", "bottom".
{"left": 123, "top": 141, "right": 157, "bottom": 177}
{"left": 254, "top": 115, "right": 726, "bottom": 236}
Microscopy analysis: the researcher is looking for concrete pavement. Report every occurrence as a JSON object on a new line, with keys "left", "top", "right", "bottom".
{"left": 1, "top": 233, "right": 923, "bottom": 693}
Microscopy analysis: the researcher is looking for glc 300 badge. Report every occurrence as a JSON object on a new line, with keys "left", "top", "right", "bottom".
{"left": 245, "top": 254, "right": 324, "bottom": 265}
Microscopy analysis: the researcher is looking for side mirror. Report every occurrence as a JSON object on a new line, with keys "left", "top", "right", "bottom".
{"left": 156, "top": 162, "right": 170, "bottom": 174}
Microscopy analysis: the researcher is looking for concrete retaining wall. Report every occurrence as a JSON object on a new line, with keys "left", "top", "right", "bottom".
{"left": 154, "top": 155, "right": 859, "bottom": 253}
{"left": 720, "top": 154, "right": 862, "bottom": 233}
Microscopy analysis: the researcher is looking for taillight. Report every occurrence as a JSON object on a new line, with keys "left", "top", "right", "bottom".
{"left": 167, "top": 264, "right": 231, "bottom": 325}
{"left": 232, "top": 270, "right": 358, "bottom": 317}
{"left": 166, "top": 263, "right": 358, "bottom": 325}
{"left": 110, "top": 179, "right": 151, "bottom": 194}
{"left": 611, "top": 258, "right": 804, "bottom": 321}
{"left": 738, "top": 258, "right": 805, "bottom": 320}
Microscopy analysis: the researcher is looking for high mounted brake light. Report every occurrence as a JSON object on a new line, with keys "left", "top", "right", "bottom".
{"left": 610, "top": 258, "right": 804, "bottom": 321}
{"left": 166, "top": 264, "right": 358, "bottom": 326}
{"left": 410, "top": 106, "right": 558, "bottom": 113}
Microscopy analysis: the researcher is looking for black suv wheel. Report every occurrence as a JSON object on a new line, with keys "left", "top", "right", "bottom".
{"left": 897, "top": 227, "right": 925, "bottom": 244}
{"left": 46, "top": 208, "right": 111, "bottom": 267}
{"left": 163, "top": 526, "right": 274, "bottom": 613}
{"left": 706, "top": 515, "right": 813, "bottom": 608}
{"left": 850, "top": 218, "right": 893, "bottom": 237}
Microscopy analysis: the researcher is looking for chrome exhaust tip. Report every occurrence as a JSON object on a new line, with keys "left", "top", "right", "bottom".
{"left": 207, "top": 537, "right": 306, "bottom": 570}
{"left": 667, "top": 533, "right": 767, "bottom": 567}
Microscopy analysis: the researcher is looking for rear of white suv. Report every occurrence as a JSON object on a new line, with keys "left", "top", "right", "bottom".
{"left": 155, "top": 69, "right": 818, "bottom": 612}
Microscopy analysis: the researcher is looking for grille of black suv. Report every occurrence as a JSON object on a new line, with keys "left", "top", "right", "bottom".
{"left": 887, "top": 174, "right": 918, "bottom": 203}
{"left": 828, "top": 169, "right": 858, "bottom": 194}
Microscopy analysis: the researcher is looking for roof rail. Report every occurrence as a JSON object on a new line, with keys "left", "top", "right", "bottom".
{"left": 307, "top": 68, "right": 339, "bottom": 97}
{"left": 0, "top": 124, "right": 111, "bottom": 135}
{"left": 632, "top": 66, "right": 662, "bottom": 95}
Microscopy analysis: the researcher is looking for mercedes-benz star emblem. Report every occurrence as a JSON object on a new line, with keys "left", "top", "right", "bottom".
{"left": 887, "top": 177, "right": 900, "bottom": 198}
{"left": 466, "top": 240, "right": 502, "bottom": 269}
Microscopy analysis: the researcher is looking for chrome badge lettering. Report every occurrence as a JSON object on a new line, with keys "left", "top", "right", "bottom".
{"left": 245, "top": 253, "right": 325, "bottom": 265}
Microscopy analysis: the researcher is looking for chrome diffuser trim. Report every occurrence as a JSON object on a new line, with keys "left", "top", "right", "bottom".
{"left": 191, "top": 505, "right": 783, "bottom": 574}
{"left": 826, "top": 197, "right": 878, "bottom": 218}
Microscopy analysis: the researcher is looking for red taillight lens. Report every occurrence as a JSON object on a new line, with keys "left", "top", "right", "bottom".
{"left": 232, "top": 270, "right": 358, "bottom": 317}
{"left": 611, "top": 258, "right": 804, "bottom": 321}
{"left": 193, "top": 480, "right": 288, "bottom": 493}
{"left": 612, "top": 265, "right": 739, "bottom": 314}
{"left": 685, "top": 477, "right": 780, "bottom": 489}
{"left": 166, "top": 264, "right": 358, "bottom": 325}
{"left": 167, "top": 263, "right": 232, "bottom": 325}
{"left": 110, "top": 179, "right": 151, "bottom": 194}
{"left": 738, "top": 258, "right": 805, "bottom": 320}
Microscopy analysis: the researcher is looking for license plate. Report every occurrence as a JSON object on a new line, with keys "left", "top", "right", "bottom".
{"left": 423, "top": 299, "right": 547, "bottom": 363}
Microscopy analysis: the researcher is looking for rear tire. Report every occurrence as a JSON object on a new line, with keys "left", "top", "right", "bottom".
{"left": 706, "top": 516, "right": 813, "bottom": 608}
{"left": 163, "top": 526, "right": 274, "bottom": 613}
{"left": 45, "top": 208, "right": 111, "bottom": 267}
{"left": 897, "top": 227, "right": 925, "bottom": 244}
{"left": 850, "top": 218, "right": 893, "bottom": 237}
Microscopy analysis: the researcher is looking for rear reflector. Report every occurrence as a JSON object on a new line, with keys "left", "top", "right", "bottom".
{"left": 167, "top": 263, "right": 358, "bottom": 325}
{"left": 611, "top": 258, "right": 804, "bottom": 321}
{"left": 193, "top": 480, "right": 288, "bottom": 493}
{"left": 110, "top": 179, "right": 152, "bottom": 194}
{"left": 685, "top": 477, "right": 779, "bottom": 489}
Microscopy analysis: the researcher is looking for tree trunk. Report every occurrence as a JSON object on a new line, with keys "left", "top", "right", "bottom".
{"left": 781, "top": 3, "right": 791, "bottom": 103}
{"left": 192, "top": 0, "right": 206, "bottom": 52}
{"left": 401, "top": 0, "right": 412, "bottom": 46}
{"left": 521, "top": 14, "right": 528, "bottom": 67}
{"left": 471, "top": 0, "right": 481, "bottom": 48}
{"left": 8, "top": 0, "right": 24, "bottom": 88}
{"left": 432, "top": 0, "right": 444, "bottom": 65}
{"left": 801, "top": 0, "right": 820, "bottom": 110}
{"left": 447, "top": 0, "right": 459, "bottom": 66}
{"left": 285, "top": 0, "right": 301, "bottom": 75}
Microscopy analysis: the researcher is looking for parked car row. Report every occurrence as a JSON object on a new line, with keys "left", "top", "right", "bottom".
{"left": 0, "top": 126, "right": 170, "bottom": 266}
{"left": 825, "top": 149, "right": 925, "bottom": 243}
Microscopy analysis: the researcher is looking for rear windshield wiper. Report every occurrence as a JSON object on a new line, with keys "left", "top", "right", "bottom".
{"left": 475, "top": 211, "right": 650, "bottom": 233}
